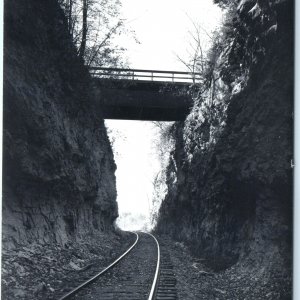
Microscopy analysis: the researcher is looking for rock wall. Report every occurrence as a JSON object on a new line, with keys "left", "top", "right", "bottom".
{"left": 3, "top": 0, "right": 118, "bottom": 249}
{"left": 156, "top": 0, "right": 293, "bottom": 276}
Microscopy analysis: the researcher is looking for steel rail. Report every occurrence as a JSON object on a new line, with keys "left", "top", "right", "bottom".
{"left": 146, "top": 232, "right": 161, "bottom": 300}
{"left": 58, "top": 232, "right": 139, "bottom": 300}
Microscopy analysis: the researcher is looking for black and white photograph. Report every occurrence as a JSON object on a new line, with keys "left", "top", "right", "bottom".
{"left": 1, "top": 0, "right": 295, "bottom": 299}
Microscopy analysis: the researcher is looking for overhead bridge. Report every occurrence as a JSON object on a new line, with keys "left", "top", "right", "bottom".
{"left": 90, "top": 67, "right": 199, "bottom": 121}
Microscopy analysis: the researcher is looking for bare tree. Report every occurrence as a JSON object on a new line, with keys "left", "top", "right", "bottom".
{"left": 175, "top": 18, "right": 228, "bottom": 116}
{"left": 78, "top": 0, "right": 88, "bottom": 59}
{"left": 59, "top": 0, "right": 130, "bottom": 67}
{"left": 85, "top": 20, "right": 124, "bottom": 66}
{"left": 175, "top": 17, "right": 213, "bottom": 85}
{"left": 67, "top": 0, "right": 74, "bottom": 34}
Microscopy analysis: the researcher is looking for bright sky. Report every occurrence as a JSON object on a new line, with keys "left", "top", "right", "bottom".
{"left": 106, "top": 121, "right": 163, "bottom": 230}
{"left": 106, "top": 121, "right": 160, "bottom": 214}
{"left": 120, "top": 0, "right": 222, "bottom": 70}
{"left": 107, "top": 0, "right": 223, "bottom": 230}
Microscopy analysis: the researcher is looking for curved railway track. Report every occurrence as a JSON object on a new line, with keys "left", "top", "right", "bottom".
{"left": 57, "top": 232, "right": 164, "bottom": 300}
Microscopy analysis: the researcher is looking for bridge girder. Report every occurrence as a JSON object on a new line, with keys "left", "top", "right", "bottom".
{"left": 93, "top": 79, "right": 194, "bottom": 121}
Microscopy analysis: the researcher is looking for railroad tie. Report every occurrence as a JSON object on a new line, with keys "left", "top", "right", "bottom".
{"left": 155, "top": 249, "right": 178, "bottom": 300}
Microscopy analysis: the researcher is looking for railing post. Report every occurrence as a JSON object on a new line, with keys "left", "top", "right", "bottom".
{"left": 88, "top": 67, "right": 201, "bottom": 84}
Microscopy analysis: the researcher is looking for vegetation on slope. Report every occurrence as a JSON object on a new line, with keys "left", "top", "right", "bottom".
{"left": 155, "top": 0, "right": 293, "bottom": 297}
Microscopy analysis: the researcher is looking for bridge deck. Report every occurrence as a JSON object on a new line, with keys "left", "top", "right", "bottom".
{"left": 90, "top": 67, "right": 196, "bottom": 121}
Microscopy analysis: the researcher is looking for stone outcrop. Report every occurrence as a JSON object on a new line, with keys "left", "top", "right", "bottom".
{"left": 156, "top": 0, "right": 293, "bottom": 278}
{"left": 3, "top": 0, "right": 118, "bottom": 249}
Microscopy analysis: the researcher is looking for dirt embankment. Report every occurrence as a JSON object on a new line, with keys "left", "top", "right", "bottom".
{"left": 2, "top": 231, "right": 135, "bottom": 299}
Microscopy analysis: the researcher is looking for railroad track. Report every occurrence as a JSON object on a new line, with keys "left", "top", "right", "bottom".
{"left": 57, "top": 232, "right": 165, "bottom": 300}
{"left": 155, "top": 247, "right": 178, "bottom": 300}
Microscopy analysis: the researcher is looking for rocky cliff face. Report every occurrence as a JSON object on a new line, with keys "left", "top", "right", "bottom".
{"left": 3, "top": 0, "right": 118, "bottom": 249}
{"left": 156, "top": 0, "right": 293, "bottom": 279}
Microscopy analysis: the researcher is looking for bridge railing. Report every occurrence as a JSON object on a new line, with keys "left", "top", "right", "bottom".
{"left": 89, "top": 67, "right": 201, "bottom": 84}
